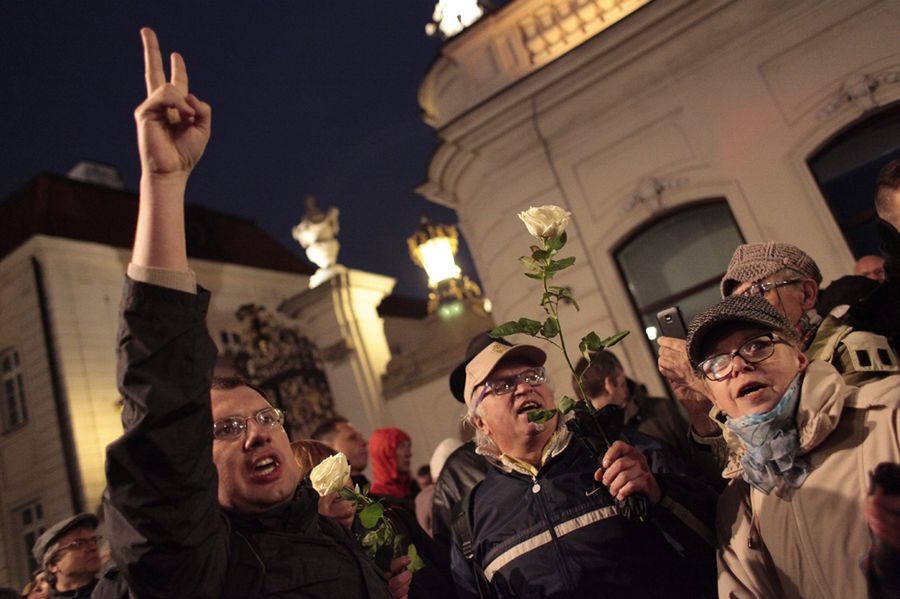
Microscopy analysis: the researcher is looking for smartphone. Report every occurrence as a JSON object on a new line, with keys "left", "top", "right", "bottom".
{"left": 656, "top": 306, "right": 687, "bottom": 339}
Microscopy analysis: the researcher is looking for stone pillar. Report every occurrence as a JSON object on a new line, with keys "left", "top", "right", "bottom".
{"left": 279, "top": 267, "right": 395, "bottom": 433}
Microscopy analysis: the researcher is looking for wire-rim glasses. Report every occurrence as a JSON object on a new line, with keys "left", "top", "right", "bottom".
{"left": 213, "top": 407, "right": 284, "bottom": 440}
{"left": 740, "top": 277, "right": 802, "bottom": 298}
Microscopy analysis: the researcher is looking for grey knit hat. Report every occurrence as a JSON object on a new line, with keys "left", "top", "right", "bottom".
{"left": 686, "top": 295, "right": 799, "bottom": 367}
{"left": 720, "top": 242, "right": 822, "bottom": 298}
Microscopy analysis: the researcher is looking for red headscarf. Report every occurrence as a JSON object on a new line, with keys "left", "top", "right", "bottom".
{"left": 369, "top": 427, "right": 413, "bottom": 500}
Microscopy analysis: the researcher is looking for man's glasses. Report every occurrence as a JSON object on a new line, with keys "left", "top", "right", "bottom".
{"left": 483, "top": 367, "right": 546, "bottom": 397}
{"left": 698, "top": 334, "right": 785, "bottom": 381}
{"left": 740, "top": 277, "right": 802, "bottom": 298}
{"left": 213, "top": 407, "right": 284, "bottom": 440}
{"left": 50, "top": 536, "right": 102, "bottom": 561}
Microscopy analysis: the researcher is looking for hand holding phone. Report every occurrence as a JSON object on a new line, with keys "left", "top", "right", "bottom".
{"left": 656, "top": 306, "right": 687, "bottom": 340}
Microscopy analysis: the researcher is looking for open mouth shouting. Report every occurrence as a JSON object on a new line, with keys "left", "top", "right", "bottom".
{"left": 736, "top": 381, "right": 768, "bottom": 401}
{"left": 249, "top": 454, "right": 282, "bottom": 482}
{"left": 516, "top": 400, "right": 542, "bottom": 416}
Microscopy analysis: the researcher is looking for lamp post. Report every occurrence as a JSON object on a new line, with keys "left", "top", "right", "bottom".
{"left": 407, "top": 217, "right": 482, "bottom": 318}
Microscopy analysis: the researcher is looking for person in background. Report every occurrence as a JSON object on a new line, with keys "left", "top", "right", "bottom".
{"left": 311, "top": 416, "right": 370, "bottom": 488}
{"left": 415, "top": 438, "right": 462, "bottom": 537}
{"left": 19, "top": 571, "right": 49, "bottom": 599}
{"left": 685, "top": 294, "right": 899, "bottom": 598}
{"left": 414, "top": 465, "right": 432, "bottom": 491}
{"left": 292, "top": 440, "right": 356, "bottom": 532}
{"left": 370, "top": 427, "right": 417, "bottom": 508}
{"left": 854, "top": 254, "right": 886, "bottom": 282}
{"left": 31, "top": 513, "right": 102, "bottom": 599}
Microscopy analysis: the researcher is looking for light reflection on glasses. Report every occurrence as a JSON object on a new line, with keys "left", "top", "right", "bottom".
{"left": 213, "top": 407, "right": 284, "bottom": 440}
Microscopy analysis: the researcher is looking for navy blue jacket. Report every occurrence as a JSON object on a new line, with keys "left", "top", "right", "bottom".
{"left": 450, "top": 433, "right": 717, "bottom": 598}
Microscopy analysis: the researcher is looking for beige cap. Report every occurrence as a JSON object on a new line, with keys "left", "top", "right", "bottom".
{"left": 463, "top": 342, "right": 546, "bottom": 407}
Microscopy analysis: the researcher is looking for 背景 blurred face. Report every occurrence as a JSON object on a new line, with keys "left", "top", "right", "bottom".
{"left": 702, "top": 325, "right": 808, "bottom": 419}
{"left": 395, "top": 439, "right": 412, "bottom": 474}
{"left": 473, "top": 359, "right": 556, "bottom": 456}
{"left": 329, "top": 422, "right": 369, "bottom": 474}
{"left": 211, "top": 386, "right": 301, "bottom": 513}
{"left": 46, "top": 527, "right": 101, "bottom": 588}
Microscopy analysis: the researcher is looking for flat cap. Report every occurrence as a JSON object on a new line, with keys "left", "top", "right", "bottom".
{"left": 32, "top": 513, "right": 98, "bottom": 565}
{"left": 686, "top": 295, "right": 798, "bottom": 367}
{"left": 720, "top": 242, "right": 822, "bottom": 298}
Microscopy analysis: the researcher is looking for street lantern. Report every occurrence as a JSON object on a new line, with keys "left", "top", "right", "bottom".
{"left": 408, "top": 217, "right": 482, "bottom": 316}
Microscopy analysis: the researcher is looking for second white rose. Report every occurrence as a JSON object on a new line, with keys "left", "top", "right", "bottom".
{"left": 518, "top": 205, "right": 572, "bottom": 239}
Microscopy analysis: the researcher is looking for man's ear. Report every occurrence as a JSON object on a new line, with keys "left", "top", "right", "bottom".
{"left": 795, "top": 347, "right": 810, "bottom": 372}
{"left": 602, "top": 376, "right": 616, "bottom": 398}
{"left": 799, "top": 279, "right": 818, "bottom": 311}
{"left": 470, "top": 413, "right": 489, "bottom": 437}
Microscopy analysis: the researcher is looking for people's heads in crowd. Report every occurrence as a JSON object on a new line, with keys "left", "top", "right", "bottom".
{"left": 311, "top": 416, "right": 368, "bottom": 474}
{"left": 415, "top": 464, "right": 432, "bottom": 489}
{"left": 429, "top": 437, "right": 462, "bottom": 482}
{"left": 573, "top": 350, "right": 628, "bottom": 410}
{"left": 210, "top": 376, "right": 301, "bottom": 514}
{"left": 291, "top": 439, "right": 355, "bottom": 530}
{"left": 20, "top": 571, "right": 49, "bottom": 599}
{"left": 370, "top": 428, "right": 413, "bottom": 481}
{"left": 32, "top": 513, "right": 102, "bottom": 592}
{"left": 720, "top": 241, "right": 822, "bottom": 327}
{"left": 875, "top": 158, "right": 900, "bottom": 230}
{"left": 853, "top": 254, "right": 886, "bottom": 282}
{"left": 687, "top": 295, "right": 807, "bottom": 420}
{"left": 464, "top": 342, "right": 553, "bottom": 457}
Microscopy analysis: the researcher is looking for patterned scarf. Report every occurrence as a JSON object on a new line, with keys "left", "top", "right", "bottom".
{"left": 726, "top": 374, "right": 808, "bottom": 494}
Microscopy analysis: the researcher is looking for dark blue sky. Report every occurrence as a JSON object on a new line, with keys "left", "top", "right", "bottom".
{"left": 1, "top": 1, "right": 482, "bottom": 297}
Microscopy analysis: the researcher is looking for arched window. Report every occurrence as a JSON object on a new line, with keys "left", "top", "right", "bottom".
{"left": 808, "top": 103, "right": 900, "bottom": 257}
{"left": 614, "top": 199, "right": 744, "bottom": 347}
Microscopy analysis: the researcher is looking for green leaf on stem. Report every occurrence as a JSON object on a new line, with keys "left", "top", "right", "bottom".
{"left": 541, "top": 317, "right": 560, "bottom": 339}
{"left": 532, "top": 248, "right": 551, "bottom": 261}
{"left": 407, "top": 544, "right": 426, "bottom": 572}
{"left": 527, "top": 408, "right": 559, "bottom": 424}
{"left": 518, "top": 317, "right": 542, "bottom": 336}
{"left": 491, "top": 321, "right": 525, "bottom": 337}
{"left": 547, "top": 256, "right": 576, "bottom": 273}
{"left": 339, "top": 487, "right": 357, "bottom": 502}
{"left": 545, "top": 231, "right": 567, "bottom": 251}
{"left": 525, "top": 272, "right": 545, "bottom": 280}
{"left": 519, "top": 256, "right": 543, "bottom": 273}
{"left": 359, "top": 502, "right": 384, "bottom": 529}
{"left": 599, "top": 330, "right": 630, "bottom": 348}
{"left": 557, "top": 394, "right": 578, "bottom": 414}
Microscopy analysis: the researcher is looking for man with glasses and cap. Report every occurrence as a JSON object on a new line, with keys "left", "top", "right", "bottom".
{"left": 449, "top": 340, "right": 717, "bottom": 598}
{"left": 31, "top": 514, "right": 102, "bottom": 598}
{"left": 685, "top": 294, "right": 900, "bottom": 598}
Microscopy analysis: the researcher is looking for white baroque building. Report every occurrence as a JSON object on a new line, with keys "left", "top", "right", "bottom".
{"left": 418, "top": 0, "right": 900, "bottom": 392}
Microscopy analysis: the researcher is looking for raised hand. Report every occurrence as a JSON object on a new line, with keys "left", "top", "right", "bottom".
{"left": 134, "top": 27, "right": 210, "bottom": 180}
{"left": 657, "top": 336, "right": 717, "bottom": 430}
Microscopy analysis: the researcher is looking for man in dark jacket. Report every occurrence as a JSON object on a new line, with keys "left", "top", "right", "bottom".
{"left": 102, "top": 28, "right": 407, "bottom": 599}
{"left": 450, "top": 341, "right": 717, "bottom": 598}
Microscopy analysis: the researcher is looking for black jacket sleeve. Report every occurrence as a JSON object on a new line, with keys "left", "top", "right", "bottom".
{"left": 104, "top": 279, "right": 226, "bottom": 599}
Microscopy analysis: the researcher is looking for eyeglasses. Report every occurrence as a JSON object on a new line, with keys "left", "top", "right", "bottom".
{"left": 50, "top": 535, "right": 102, "bottom": 561}
{"left": 483, "top": 366, "right": 546, "bottom": 397}
{"left": 698, "top": 334, "right": 785, "bottom": 381}
{"left": 740, "top": 277, "right": 802, "bottom": 298}
{"left": 213, "top": 407, "right": 284, "bottom": 440}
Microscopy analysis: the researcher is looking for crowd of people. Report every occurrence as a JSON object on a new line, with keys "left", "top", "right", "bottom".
{"left": 8, "top": 27, "right": 899, "bottom": 599}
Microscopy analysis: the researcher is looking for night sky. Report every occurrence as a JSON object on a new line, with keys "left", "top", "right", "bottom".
{"left": 1, "top": 1, "right": 483, "bottom": 298}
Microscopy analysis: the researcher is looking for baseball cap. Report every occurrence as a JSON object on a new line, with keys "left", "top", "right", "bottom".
{"left": 449, "top": 331, "right": 512, "bottom": 403}
{"left": 463, "top": 342, "right": 546, "bottom": 407}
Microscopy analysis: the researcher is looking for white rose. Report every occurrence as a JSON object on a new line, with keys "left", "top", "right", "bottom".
{"left": 518, "top": 205, "right": 572, "bottom": 239}
{"left": 309, "top": 452, "right": 351, "bottom": 497}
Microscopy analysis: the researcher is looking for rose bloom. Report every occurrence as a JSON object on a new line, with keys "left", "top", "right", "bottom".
{"left": 518, "top": 205, "right": 572, "bottom": 239}
{"left": 310, "top": 452, "right": 352, "bottom": 497}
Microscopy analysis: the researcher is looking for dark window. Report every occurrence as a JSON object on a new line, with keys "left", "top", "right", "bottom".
{"left": 808, "top": 103, "right": 900, "bottom": 257}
